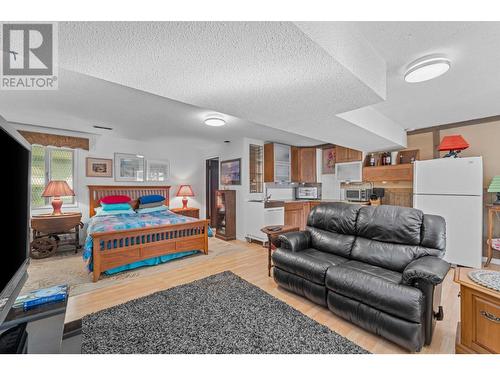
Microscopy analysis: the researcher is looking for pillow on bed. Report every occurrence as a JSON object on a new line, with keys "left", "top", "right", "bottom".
{"left": 138, "top": 194, "right": 165, "bottom": 205}
{"left": 101, "top": 202, "right": 133, "bottom": 211}
{"left": 100, "top": 195, "right": 131, "bottom": 204}
{"left": 138, "top": 200, "right": 165, "bottom": 209}
{"left": 94, "top": 207, "right": 136, "bottom": 216}
{"left": 135, "top": 206, "right": 168, "bottom": 214}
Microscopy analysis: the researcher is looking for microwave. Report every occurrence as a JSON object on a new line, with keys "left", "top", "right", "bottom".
{"left": 296, "top": 185, "right": 321, "bottom": 200}
{"left": 344, "top": 188, "right": 371, "bottom": 202}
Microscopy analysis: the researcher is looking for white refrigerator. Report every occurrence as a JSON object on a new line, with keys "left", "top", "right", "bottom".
{"left": 413, "top": 157, "right": 483, "bottom": 268}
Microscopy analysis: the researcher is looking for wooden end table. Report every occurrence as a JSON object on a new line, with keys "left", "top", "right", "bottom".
{"left": 30, "top": 212, "right": 83, "bottom": 259}
{"left": 170, "top": 207, "right": 200, "bottom": 219}
{"left": 454, "top": 267, "right": 500, "bottom": 354}
{"left": 261, "top": 225, "right": 299, "bottom": 277}
{"left": 486, "top": 205, "right": 500, "bottom": 267}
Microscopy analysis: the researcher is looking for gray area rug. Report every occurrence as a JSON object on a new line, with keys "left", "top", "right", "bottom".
{"left": 81, "top": 271, "right": 369, "bottom": 354}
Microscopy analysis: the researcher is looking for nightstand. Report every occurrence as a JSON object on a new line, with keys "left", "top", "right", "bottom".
{"left": 30, "top": 212, "right": 83, "bottom": 259}
{"left": 170, "top": 207, "right": 200, "bottom": 219}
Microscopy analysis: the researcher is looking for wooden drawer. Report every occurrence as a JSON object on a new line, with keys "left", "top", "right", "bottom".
{"left": 471, "top": 295, "right": 500, "bottom": 353}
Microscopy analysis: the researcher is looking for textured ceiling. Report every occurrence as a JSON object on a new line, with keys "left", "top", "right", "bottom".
{"left": 2, "top": 22, "right": 497, "bottom": 152}
{"left": 354, "top": 22, "right": 500, "bottom": 129}
{"left": 0, "top": 69, "right": 324, "bottom": 148}
{"left": 56, "top": 21, "right": 400, "bottom": 151}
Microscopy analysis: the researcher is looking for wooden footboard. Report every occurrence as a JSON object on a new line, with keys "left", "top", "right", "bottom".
{"left": 91, "top": 219, "right": 209, "bottom": 282}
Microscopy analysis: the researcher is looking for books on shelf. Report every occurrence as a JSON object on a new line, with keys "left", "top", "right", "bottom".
{"left": 13, "top": 285, "right": 68, "bottom": 311}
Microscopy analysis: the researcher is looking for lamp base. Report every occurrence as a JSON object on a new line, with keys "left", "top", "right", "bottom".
{"left": 51, "top": 197, "right": 63, "bottom": 215}
{"left": 182, "top": 197, "right": 189, "bottom": 209}
{"left": 494, "top": 192, "right": 500, "bottom": 205}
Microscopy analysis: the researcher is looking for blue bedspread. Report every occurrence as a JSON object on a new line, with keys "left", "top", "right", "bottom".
{"left": 83, "top": 210, "right": 208, "bottom": 275}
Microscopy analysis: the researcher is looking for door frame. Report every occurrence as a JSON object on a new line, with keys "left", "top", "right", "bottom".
{"left": 205, "top": 157, "right": 219, "bottom": 227}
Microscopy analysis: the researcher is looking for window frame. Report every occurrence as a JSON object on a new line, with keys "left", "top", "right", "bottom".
{"left": 31, "top": 145, "right": 78, "bottom": 211}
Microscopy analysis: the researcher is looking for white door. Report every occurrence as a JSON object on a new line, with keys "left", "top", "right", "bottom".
{"left": 413, "top": 194, "right": 483, "bottom": 268}
{"left": 413, "top": 157, "right": 483, "bottom": 196}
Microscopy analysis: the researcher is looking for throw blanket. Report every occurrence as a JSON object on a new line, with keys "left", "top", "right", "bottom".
{"left": 83, "top": 210, "right": 206, "bottom": 275}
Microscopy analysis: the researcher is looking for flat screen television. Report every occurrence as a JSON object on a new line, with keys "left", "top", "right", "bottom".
{"left": 0, "top": 116, "right": 30, "bottom": 327}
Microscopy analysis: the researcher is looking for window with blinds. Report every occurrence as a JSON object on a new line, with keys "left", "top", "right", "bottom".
{"left": 31, "top": 145, "right": 75, "bottom": 208}
{"left": 249, "top": 144, "right": 263, "bottom": 193}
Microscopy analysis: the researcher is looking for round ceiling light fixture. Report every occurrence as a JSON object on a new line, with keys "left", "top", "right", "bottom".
{"left": 404, "top": 55, "right": 451, "bottom": 83}
{"left": 204, "top": 117, "right": 226, "bottom": 127}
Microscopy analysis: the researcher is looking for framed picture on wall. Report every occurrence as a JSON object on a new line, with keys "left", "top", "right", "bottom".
{"left": 86, "top": 157, "right": 113, "bottom": 177}
{"left": 220, "top": 158, "right": 241, "bottom": 185}
{"left": 114, "top": 153, "right": 145, "bottom": 182}
{"left": 322, "top": 147, "right": 336, "bottom": 174}
{"left": 146, "top": 160, "right": 170, "bottom": 181}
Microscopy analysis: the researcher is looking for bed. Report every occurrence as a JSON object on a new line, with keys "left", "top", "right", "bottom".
{"left": 85, "top": 185, "right": 209, "bottom": 282}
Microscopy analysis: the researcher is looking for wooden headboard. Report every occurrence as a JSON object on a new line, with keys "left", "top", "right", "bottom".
{"left": 88, "top": 185, "right": 171, "bottom": 217}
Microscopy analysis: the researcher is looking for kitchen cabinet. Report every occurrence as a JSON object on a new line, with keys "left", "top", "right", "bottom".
{"left": 284, "top": 202, "right": 308, "bottom": 230}
{"left": 362, "top": 164, "right": 413, "bottom": 182}
{"left": 264, "top": 143, "right": 291, "bottom": 183}
{"left": 284, "top": 201, "right": 321, "bottom": 230}
{"left": 336, "top": 146, "right": 362, "bottom": 163}
{"left": 291, "top": 147, "right": 317, "bottom": 183}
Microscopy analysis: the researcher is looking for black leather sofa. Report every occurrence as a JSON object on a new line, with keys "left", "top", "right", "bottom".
{"left": 272, "top": 202, "right": 450, "bottom": 352}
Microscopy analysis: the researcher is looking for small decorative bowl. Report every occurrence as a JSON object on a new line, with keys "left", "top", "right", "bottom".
{"left": 468, "top": 270, "right": 500, "bottom": 292}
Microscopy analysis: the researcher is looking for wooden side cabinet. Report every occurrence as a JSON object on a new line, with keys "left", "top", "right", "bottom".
{"left": 454, "top": 267, "right": 500, "bottom": 354}
{"left": 215, "top": 190, "right": 236, "bottom": 241}
{"left": 170, "top": 207, "right": 200, "bottom": 219}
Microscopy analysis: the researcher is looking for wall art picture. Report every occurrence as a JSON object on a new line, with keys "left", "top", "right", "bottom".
{"left": 86, "top": 157, "right": 113, "bottom": 177}
{"left": 220, "top": 158, "right": 241, "bottom": 185}
{"left": 322, "top": 147, "right": 336, "bottom": 174}
{"left": 146, "top": 160, "right": 170, "bottom": 181}
{"left": 114, "top": 153, "right": 145, "bottom": 182}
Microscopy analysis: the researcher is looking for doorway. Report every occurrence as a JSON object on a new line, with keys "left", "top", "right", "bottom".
{"left": 205, "top": 157, "right": 219, "bottom": 227}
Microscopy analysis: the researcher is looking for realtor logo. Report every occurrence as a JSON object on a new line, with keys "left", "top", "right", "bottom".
{"left": 1, "top": 22, "right": 58, "bottom": 90}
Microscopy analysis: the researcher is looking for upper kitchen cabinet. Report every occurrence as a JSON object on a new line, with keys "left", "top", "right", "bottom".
{"left": 362, "top": 163, "right": 413, "bottom": 182}
{"left": 291, "top": 146, "right": 317, "bottom": 183}
{"left": 264, "top": 143, "right": 291, "bottom": 183}
{"left": 335, "top": 145, "right": 363, "bottom": 163}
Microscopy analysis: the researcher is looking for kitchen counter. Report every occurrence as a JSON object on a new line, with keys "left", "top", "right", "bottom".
{"left": 283, "top": 199, "right": 370, "bottom": 204}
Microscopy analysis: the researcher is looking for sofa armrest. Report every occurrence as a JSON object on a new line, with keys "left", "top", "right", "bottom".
{"left": 402, "top": 256, "right": 450, "bottom": 286}
{"left": 277, "top": 231, "right": 311, "bottom": 252}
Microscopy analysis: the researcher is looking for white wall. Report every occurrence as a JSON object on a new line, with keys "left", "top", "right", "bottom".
{"left": 207, "top": 137, "right": 265, "bottom": 241}
{"left": 12, "top": 124, "right": 207, "bottom": 222}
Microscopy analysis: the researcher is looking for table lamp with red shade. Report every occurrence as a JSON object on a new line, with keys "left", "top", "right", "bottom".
{"left": 42, "top": 180, "right": 75, "bottom": 215}
{"left": 176, "top": 184, "right": 194, "bottom": 209}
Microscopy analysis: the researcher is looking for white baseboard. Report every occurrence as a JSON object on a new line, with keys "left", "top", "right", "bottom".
{"left": 482, "top": 256, "right": 500, "bottom": 266}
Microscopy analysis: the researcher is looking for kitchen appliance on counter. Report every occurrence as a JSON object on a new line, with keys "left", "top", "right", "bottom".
{"left": 413, "top": 157, "right": 483, "bottom": 268}
{"left": 295, "top": 183, "right": 322, "bottom": 200}
{"left": 344, "top": 187, "right": 372, "bottom": 202}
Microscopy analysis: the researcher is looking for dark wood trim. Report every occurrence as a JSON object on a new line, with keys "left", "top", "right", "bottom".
{"left": 432, "top": 129, "right": 440, "bottom": 159}
{"left": 407, "top": 115, "right": 500, "bottom": 135}
{"left": 19, "top": 130, "right": 89, "bottom": 150}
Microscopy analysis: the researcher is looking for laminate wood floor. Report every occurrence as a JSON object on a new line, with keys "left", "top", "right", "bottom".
{"left": 66, "top": 240, "right": 499, "bottom": 354}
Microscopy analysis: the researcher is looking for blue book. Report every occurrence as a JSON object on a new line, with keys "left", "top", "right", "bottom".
{"left": 13, "top": 285, "right": 68, "bottom": 311}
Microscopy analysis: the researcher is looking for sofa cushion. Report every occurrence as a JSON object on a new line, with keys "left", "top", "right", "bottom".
{"left": 307, "top": 203, "right": 360, "bottom": 235}
{"left": 356, "top": 205, "right": 423, "bottom": 246}
{"left": 339, "top": 260, "right": 403, "bottom": 284}
{"left": 307, "top": 227, "right": 356, "bottom": 258}
{"left": 272, "top": 248, "right": 348, "bottom": 285}
{"left": 350, "top": 237, "right": 444, "bottom": 272}
{"left": 325, "top": 262, "right": 424, "bottom": 323}
{"left": 420, "top": 214, "right": 446, "bottom": 252}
